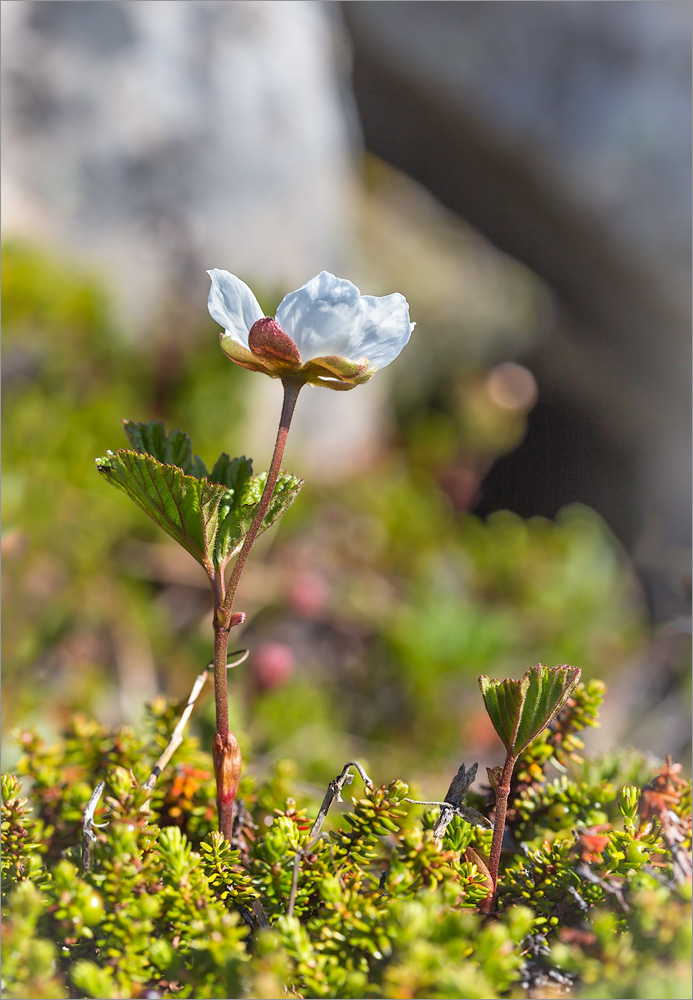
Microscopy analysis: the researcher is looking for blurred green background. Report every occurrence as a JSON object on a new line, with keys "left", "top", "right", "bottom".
{"left": 5, "top": 159, "right": 681, "bottom": 792}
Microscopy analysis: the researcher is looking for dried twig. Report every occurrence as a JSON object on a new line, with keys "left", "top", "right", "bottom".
{"left": 143, "top": 650, "right": 248, "bottom": 793}
{"left": 287, "top": 761, "right": 374, "bottom": 918}
{"left": 405, "top": 762, "right": 492, "bottom": 840}
{"left": 287, "top": 847, "right": 303, "bottom": 919}
{"left": 308, "top": 761, "right": 374, "bottom": 845}
{"left": 230, "top": 796, "right": 257, "bottom": 856}
{"left": 81, "top": 781, "right": 106, "bottom": 872}
{"left": 143, "top": 669, "right": 208, "bottom": 792}
{"left": 81, "top": 653, "right": 248, "bottom": 869}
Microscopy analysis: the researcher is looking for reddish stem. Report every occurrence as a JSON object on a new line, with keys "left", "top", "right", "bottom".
{"left": 210, "top": 377, "right": 302, "bottom": 839}
{"left": 221, "top": 378, "right": 302, "bottom": 621}
{"left": 213, "top": 729, "right": 242, "bottom": 841}
{"left": 212, "top": 616, "right": 231, "bottom": 745}
{"left": 479, "top": 752, "right": 517, "bottom": 915}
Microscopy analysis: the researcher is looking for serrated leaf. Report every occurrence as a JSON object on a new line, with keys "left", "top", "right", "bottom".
{"left": 213, "top": 468, "right": 303, "bottom": 566}
{"left": 122, "top": 419, "right": 208, "bottom": 478}
{"left": 95, "top": 450, "right": 228, "bottom": 571}
{"left": 208, "top": 452, "right": 253, "bottom": 491}
{"left": 96, "top": 423, "right": 303, "bottom": 574}
{"left": 208, "top": 453, "right": 255, "bottom": 565}
{"left": 478, "top": 664, "right": 581, "bottom": 757}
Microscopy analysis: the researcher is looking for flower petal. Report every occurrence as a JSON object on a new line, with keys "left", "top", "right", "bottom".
{"left": 275, "top": 271, "right": 366, "bottom": 362}
{"left": 208, "top": 269, "right": 264, "bottom": 348}
{"left": 355, "top": 294, "right": 414, "bottom": 370}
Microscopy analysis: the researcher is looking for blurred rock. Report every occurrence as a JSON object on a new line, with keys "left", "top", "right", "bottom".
{"left": 1, "top": 1, "right": 358, "bottom": 327}
{"left": 343, "top": 1, "right": 691, "bottom": 620}
{"left": 1, "top": 0, "right": 390, "bottom": 477}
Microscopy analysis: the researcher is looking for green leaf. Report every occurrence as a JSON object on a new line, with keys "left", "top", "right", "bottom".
{"left": 96, "top": 422, "right": 303, "bottom": 573}
{"left": 95, "top": 449, "right": 229, "bottom": 571}
{"left": 478, "top": 664, "right": 581, "bottom": 757}
{"left": 213, "top": 468, "right": 303, "bottom": 567}
{"left": 70, "top": 959, "right": 119, "bottom": 1000}
{"left": 122, "top": 419, "right": 208, "bottom": 478}
{"left": 208, "top": 452, "right": 253, "bottom": 490}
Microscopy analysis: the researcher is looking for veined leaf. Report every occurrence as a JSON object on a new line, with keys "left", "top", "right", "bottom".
{"left": 95, "top": 449, "right": 228, "bottom": 571}
{"left": 208, "top": 452, "right": 253, "bottom": 491}
{"left": 96, "top": 421, "right": 303, "bottom": 574}
{"left": 122, "top": 419, "right": 207, "bottom": 478}
{"left": 478, "top": 664, "right": 581, "bottom": 757}
{"left": 213, "top": 468, "right": 303, "bottom": 566}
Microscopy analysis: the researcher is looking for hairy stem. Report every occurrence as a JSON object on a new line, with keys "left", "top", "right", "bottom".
{"left": 212, "top": 619, "right": 231, "bottom": 745}
{"left": 479, "top": 753, "right": 517, "bottom": 914}
{"left": 211, "top": 612, "right": 239, "bottom": 839}
{"left": 221, "top": 377, "right": 302, "bottom": 620}
{"left": 210, "top": 377, "right": 302, "bottom": 839}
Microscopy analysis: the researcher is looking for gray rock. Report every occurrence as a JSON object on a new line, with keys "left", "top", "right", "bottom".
{"left": 1, "top": 1, "right": 358, "bottom": 326}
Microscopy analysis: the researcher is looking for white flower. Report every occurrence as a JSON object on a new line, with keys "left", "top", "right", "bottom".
{"left": 208, "top": 269, "right": 414, "bottom": 390}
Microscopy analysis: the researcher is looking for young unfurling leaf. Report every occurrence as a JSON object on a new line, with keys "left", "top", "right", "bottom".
{"left": 479, "top": 664, "right": 581, "bottom": 758}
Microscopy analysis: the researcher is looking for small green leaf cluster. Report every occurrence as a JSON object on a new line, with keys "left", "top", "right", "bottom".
{"left": 2, "top": 792, "right": 251, "bottom": 1000}
{"left": 251, "top": 812, "right": 308, "bottom": 918}
{"left": 2, "top": 690, "right": 691, "bottom": 1000}
{"left": 329, "top": 779, "right": 409, "bottom": 869}
{"left": 413, "top": 811, "right": 493, "bottom": 903}
{"left": 1, "top": 774, "right": 51, "bottom": 898}
{"left": 12, "top": 704, "right": 216, "bottom": 861}
{"left": 1, "top": 882, "right": 65, "bottom": 1000}
{"left": 512, "top": 774, "right": 613, "bottom": 841}
{"left": 200, "top": 831, "right": 260, "bottom": 912}
{"left": 551, "top": 881, "right": 693, "bottom": 999}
